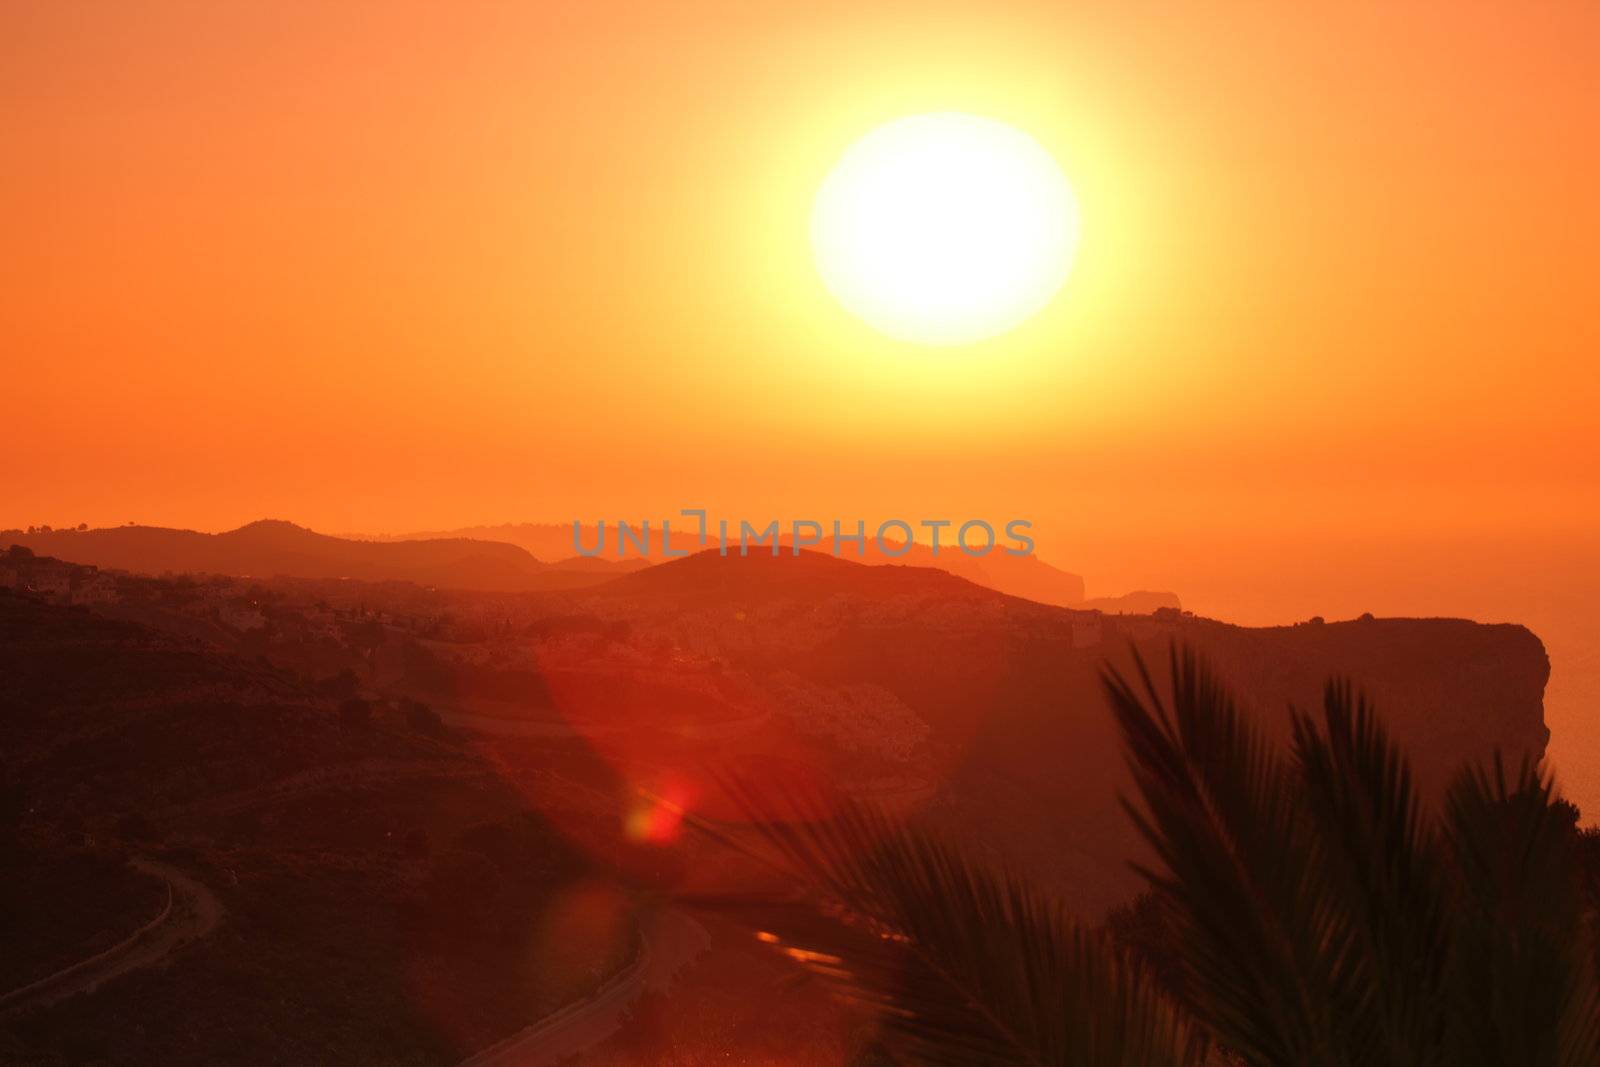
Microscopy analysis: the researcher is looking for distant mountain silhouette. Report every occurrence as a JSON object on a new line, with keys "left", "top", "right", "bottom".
{"left": 0, "top": 520, "right": 635, "bottom": 592}
{"left": 591, "top": 546, "right": 972, "bottom": 605}
{"left": 364, "top": 521, "right": 1169, "bottom": 610}
{"left": 1079, "top": 590, "right": 1182, "bottom": 614}
{"left": 362, "top": 522, "right": 610, "bottom": 562}
{"left": 792, "top": 533, "right": 1091, "bottom": 606}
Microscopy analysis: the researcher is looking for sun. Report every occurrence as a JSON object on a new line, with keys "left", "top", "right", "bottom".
{"left": 811, "top": 112, "right": 1080, "bottom": 347}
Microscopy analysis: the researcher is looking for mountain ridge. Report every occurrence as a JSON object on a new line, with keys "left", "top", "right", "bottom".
{"left": 349, "top": 520, "right": 1172, "bottom": 610}
{"left": 0, "top": 521, "right": 636, "bottom": 592}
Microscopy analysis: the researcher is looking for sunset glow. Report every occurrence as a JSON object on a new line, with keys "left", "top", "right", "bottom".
{"left": 5, "top": 6, "right": 1600, "bottom": 1062}
{"left": 811, "top": 113, "right": 1079, "bottom": 345}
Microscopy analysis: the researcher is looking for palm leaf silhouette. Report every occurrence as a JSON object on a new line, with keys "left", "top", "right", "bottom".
{"left": 696, "top": 781, "right": 1199, "bottom": 1066}
{"left": 699, "top": 644, "right": 1598, "bottom": 1067}
{"left": 1104, "top": 646, "right": 1349, "bottom": 1066}
{"left": 1287, "top": 681, "right": 1453, "bottom": 1064}
{"left": 1441, "top": 756, "right": 1600, "bottom": 1066}
{"left": 1105, "top": 645, "right": 1600, "bottom": 1067}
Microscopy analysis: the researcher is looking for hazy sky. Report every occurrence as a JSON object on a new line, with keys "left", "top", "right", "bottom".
{"left": 4, "top": 6, "right": 1597, "bottom": 602}
{"left": 5, "top": 0, "right": 1600, "bottom": 804}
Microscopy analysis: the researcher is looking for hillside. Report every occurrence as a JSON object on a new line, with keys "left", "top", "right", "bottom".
{"left": 0, "top": 589, "right": 639, "bottom": 1065}
{"left": 370, "top": 520, "right": 1124, "bottom": 608}
{"left": 0, "top": 550, "right": 1557, "bottom": 1059}
{"left": 560, "top": 551, "right": 1551, "bottom": 911}
{"left": 590, "top": 546, "right": 974, "bottom": 605}
{"left": 1, "top": 544, "right": 1550, "bottom": 923}
{"left": 1, "top": 521, "right": 635, "bottom": 593}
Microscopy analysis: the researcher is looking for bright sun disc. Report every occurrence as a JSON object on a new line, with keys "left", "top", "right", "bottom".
{"left": 811, "top": 112, "right": 1080, "bottom": 346}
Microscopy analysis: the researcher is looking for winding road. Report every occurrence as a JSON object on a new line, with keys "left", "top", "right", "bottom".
{"left": 0, "top": 858, "right": 222, "bottom": 1020}
{"left": 438, "top": 705, "right": 770, "bottom": 742}
{"left": 459, "top": 906, "right": 710, "bottom": 1067}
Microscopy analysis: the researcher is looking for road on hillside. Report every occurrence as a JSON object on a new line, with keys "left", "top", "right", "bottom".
{"left": 459, "top": 906, "right": 710, "bottom": 1067}
{"left": 0, "top": 858, "right": 222, "bottom": 1019}
{"left": 438, "top": 706, "right": 770, "bottom": 742}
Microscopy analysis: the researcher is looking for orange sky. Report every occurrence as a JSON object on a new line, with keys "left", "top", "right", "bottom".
{"left": 4, "top": 3, "right": 1598, "bottom": 791}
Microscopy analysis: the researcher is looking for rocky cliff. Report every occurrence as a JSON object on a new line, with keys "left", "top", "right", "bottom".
{"left": 585, "top": 552, "right": 1551, "bottom": 913}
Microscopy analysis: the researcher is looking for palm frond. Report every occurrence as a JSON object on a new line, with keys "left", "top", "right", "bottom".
{"left": 696, "top": 782, "right": 1199, "bottom": 1067}
{"left": 1287, "top": 680, "right": 1453, "bottom": 1065}
{"left": 1441, "top": 756, "right": 1600, "bottom": 1067}
{"left": 683, "top": 643, "right": 1600, "bottom": 1067}
{"left": 1103, "top": 646, "right": 1347, "bottom": 1066}
{"left": 1109, "top": 645, "right": 1600, "bottom": 1067}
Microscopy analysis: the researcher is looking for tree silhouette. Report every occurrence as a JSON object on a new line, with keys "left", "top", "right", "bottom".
{"left": 705, "top": 646, "right": 1600, "bottom": 1066}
